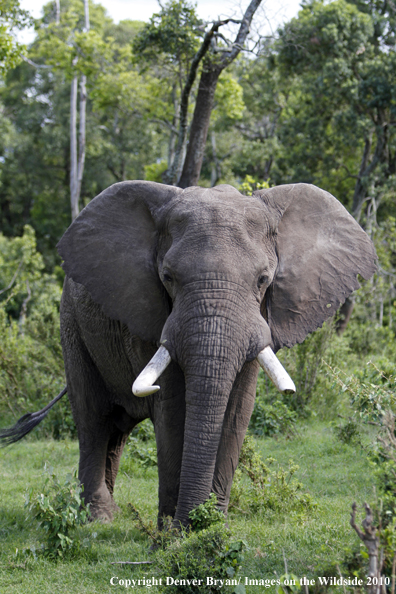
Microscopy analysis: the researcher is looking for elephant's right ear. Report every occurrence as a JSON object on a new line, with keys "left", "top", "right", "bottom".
{"left": 57, "top": 181, "right": 182, "bottom": 343}
{"left": 253, "top": 183, "right": 377, "bottom": 352}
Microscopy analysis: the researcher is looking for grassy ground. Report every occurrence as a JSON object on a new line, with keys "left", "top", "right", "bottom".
{"left": 0, "top": 421, "right": 374, "bottom": 594}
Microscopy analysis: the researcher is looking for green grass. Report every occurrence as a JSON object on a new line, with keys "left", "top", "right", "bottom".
{"left": 0, "top": 421, "right": 375, "bottom": 593}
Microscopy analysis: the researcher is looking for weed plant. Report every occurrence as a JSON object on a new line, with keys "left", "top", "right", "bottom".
{"left": 155, "top": 526, "right": 246, "bottom": 594}
{"left": 249, "top": 393, "right": 297, "bottom": 437}
{"left": 188, "top": 493, "right": 226, "bottom": 530}
{"left": 129, "top": 495, "right": 246, "bottom": 593}
{"left": 230, "top": 434, "right": 316, "bottom": 515}
{"left": 23, "top": 464, "right": 92, "bottom": 559}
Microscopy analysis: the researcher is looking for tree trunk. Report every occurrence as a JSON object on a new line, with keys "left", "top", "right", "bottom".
{"left": 83, "top": 0, "right": 89, "bottom": 31}
{"left": 163, "top": 20, "right": 225, "bottom": 185}
{"left": 210, "top": 131, "right": 220, "bottom": 187}
{"left": 55, "top": 0, "right": 60, "bottom": 24}
{"left": 70, "top": 0, "right": 89, "bottom": 221}
{"left": 178, "top": 68, "right": 221, "bottom": 188}
{"left": 77, "top": 75, "right": 87, "bottom": 201}
{"left": 336, "top": 296, "right": 355, "bottom": 335}
{"left": 352, "top": 113, "right": 388, "bottom": 220}
{"left": 167, "top": 84, "right": 179, "bottom": 168}
{"left": 70, "top": 73, "right": 79, "bottom": 221}
{"left": 177, "top": 0, "right": 263, "bottom": 188}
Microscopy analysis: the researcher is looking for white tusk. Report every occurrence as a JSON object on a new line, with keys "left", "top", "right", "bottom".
{"left": 257, "top": 346, "right": 296, "bottom": 395}
{"left": 132, "top": 346, "right": 172, "bottom": 397}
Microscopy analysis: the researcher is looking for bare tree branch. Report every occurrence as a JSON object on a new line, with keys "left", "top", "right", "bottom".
{"left": 0, "top": 261, "right": 23, "bottom": 296}
{"left": 350, "top": 502, "right": 380, "bottom": 583}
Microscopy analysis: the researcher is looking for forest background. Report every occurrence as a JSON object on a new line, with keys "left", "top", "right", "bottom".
{"left": 0, "top": 0, "right": 396, "bottom": 591}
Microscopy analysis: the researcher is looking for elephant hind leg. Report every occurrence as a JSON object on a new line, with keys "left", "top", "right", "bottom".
{"left": 105, "top": 426, "right": 131, "bottom": 499}
{"left": 79, "top": 415, "right": 137, "bottom": 521}
{"left": 78, "top": 422, "right": 117, "bottom": 522}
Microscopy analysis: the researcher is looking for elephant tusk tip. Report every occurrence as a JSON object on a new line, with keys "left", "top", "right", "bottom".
{"left": 132, "top": 384, "right": 160, "bottom": 397}
{"left": 283, "top": 387, "right": 296, "bottom": 395}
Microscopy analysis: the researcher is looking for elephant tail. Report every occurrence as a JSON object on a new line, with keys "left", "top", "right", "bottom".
{"left": 0, "top": 386, "right": 67, "bottom": 447}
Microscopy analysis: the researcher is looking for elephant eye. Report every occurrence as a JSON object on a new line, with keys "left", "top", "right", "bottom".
{"left": 163, "top": 272, "right": 173, "bottom": 283}
{"left": 257, "top": 275, "right": 268, "bottom": 288}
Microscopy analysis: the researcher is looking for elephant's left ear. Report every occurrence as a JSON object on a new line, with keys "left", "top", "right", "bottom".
{"left": 57, "top": 181, "right": 182, "bottom": 343}
{"left": 253, "top": 183, "right": 377, "bottom": 352}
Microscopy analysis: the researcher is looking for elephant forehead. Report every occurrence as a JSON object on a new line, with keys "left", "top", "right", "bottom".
{"left": 168, "top": 189, "right": 270, "bottom": 237}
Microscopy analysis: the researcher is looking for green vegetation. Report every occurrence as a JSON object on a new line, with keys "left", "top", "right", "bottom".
{"left": 24, "top": 465, "right": 92, "bottom": 558}
{"left": 230, "top": 435, "right": 316, "bottom": 515}
{"left": 0, "top": 421, "right": 377, "bottom": 593}
{"left": 188, "top": 493, "right": 226, "bottom": 531}
{"left": 0, "top": 0, "right": 32, "bottom": 75}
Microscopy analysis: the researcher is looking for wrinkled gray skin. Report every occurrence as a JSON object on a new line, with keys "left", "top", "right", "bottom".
{"left": 58, "top": 181, "right": 376, "bottom": 527}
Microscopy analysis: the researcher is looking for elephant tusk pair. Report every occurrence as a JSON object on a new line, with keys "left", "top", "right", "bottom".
{"left": 132, "top": 345, "right": 296, "bottom": 397}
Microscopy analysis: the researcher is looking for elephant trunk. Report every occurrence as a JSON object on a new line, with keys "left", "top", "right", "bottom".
{"left": 160, "top": 278, "right": 268, "bottom": 525}
{"left": 173, "top": 317, "right": 244, "bottom": 525}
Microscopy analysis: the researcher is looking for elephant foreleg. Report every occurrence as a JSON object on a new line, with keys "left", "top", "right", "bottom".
{"left": 212, "top": 359, "right": 260, "bottom": 514}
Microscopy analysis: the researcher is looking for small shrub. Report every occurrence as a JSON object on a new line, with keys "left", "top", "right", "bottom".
{"left": 230, "top": 434, "right": 316, "bottom": 514}
{"left": 249, "top": 398, "right": 297, "bottom": 437}
{"left": 254, "top": 322, "right": 338, "bottom": 418}
{"left": 0, "top": 226, "right": 69, "bottom": 438}
{"left": 129, "top": 494, "right": 225, "bottom": 549}
{"left": 25, "top": 465, "right": 92, "bottom": 558}
{"left": 144, "top": 160, "right": 168, "bottom": 182}
{"left": 130, "top": 496, "right": 246, "bottom": 593}
{"left": 123, "top": 419, "right": 157, "bottom": 468}
{"left": 333, "top": 418, "right": 361, "bottom": 445}
{"left": 189, "top": 493, "right": 226, "bottom": 531}
{"left": 156, "top": 525, "right": 246, "bottom": 594}
{"left": 320, "top": 364, "right": 396, "bottom": 586}
{"left": 239, "top": 175, "right": 270, "bottom": 195}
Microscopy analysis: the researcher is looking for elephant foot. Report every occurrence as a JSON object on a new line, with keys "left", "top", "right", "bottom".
{"left": 89, "top": 504, "right": 114, "bottom": 523}
{"left": 85, "top": 485, "right": 119, "bottom": 522}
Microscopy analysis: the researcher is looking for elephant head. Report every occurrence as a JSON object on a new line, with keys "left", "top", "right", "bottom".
{"left": 57, "top": 181, "right": 376, "bottom": 525}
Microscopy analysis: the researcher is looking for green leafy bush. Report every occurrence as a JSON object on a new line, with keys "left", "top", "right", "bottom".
{"left": 156, "top": 525, "right": 246, "bottom": 594}
{"left": 189, "top": 493, "right": 225, "bottom": 531}
{"left": 252, "top": 321, "right": 344, "bottom": 420}
{"left": 130, "top": 495, "right": 245, "bottom": 593}
{"left": 333, "top": 418, "right": 361, "bottom": 445}
{"left": 249, "top": 396, "right": 297, "bottom": 437}
{"left": 123, "top": 419, "right": 157, "bottom": 468}
{"left": 320, "top": 364, "right": 396, "bottom": 584}
{"left": 230, "top": 434, "right": 316, "bottom": 515}
{"left": 24, "top": 465, "right": 92, "bottom": 558}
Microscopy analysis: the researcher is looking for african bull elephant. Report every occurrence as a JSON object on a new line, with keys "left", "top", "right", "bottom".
{"left": 1, "top": 181, "right": 376, "bottom": 527}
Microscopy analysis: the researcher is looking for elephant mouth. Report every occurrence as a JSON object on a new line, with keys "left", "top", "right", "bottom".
{"left": 132, "top": 344, "right": 295, "bottom": 397}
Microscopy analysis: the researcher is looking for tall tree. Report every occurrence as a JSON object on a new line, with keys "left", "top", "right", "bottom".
{"left": 134, "top": 0, "right": 263, "bottom": 188}
{"left": 276, "top": 0, "right": 396, "bottom": 220}
{"left": 178, "top": 0, "right": 262, "bottom": 188}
